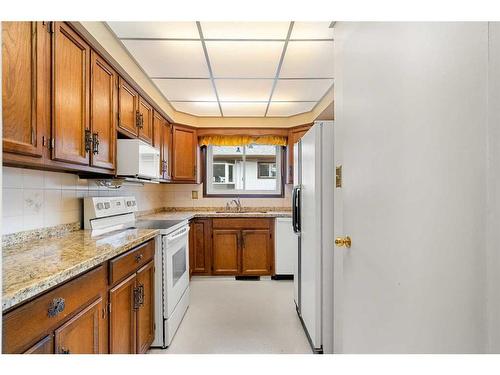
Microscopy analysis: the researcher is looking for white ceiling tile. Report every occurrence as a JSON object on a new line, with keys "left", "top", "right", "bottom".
{"left": 290, "top": 22, "right": 334, "bottom": 39}
{"left": 153, "top": 79, "right": 216, "bottom": 101}
{"left": 171, "top": 102, "right": 221, "bottom": 117}
{"left": 122, "top": 40, "right": 209, "bottom": 77}
{"left": 107, "top": 22, "right": 199, "bottom": 39}
{"left": 280, "top": 41, "right": 334, "bottom": 78}
{"left": 220, "top": 102, "right": 267, "bottom": 117}
{"left": 215, "top": 79, "right": 274, "bottom": 101}
{"left": 206, "top": 41, "right": 284, "bottom": 78}
{"left": 201, "top": 22, "right": 290, "bottom": 39}
{"left": 272, "top": 79, "right": 334, "bottom": 101}
{"left": 267, "top": 102, "right": 316, "bottom": 117}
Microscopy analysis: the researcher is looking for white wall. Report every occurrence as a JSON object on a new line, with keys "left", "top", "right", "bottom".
{"left": 334, "top": 22, "right": 489, "bottom": 353}
{"left": 487, "top": 22, "right": 500, "bottom": 353}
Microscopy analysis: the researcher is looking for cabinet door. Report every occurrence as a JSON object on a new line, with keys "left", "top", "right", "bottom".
{"left": 241, "top": 229, "right": 273, "bottom": 275}
{"left": 171, "top": 125, "right": 197, "bottom": 181}
{"left": 212, "top": 229, "right": 240, "bottom": 275}
{"left": 136, "top": 261, "right": 155, "bottom": 354}
{"left": 109, "top": 274, "right": 136, "bottom": 354}
{"left": 161, "top": 122, "right": 172, "bottom": 180}
{"left": 191, "top": 219, "right": 212, "bottom": 275}
{"left": 118, "top": 77, "right": 139, "bottom": 137}
{"left": 52, "top": 22, "right": 90, "bottom": 165}
{"left": 23, "top": 335, "right": 54, "bottom": 354}
{"left": 152, "top": 110, "right": 163, "bottom": 150}
{"left": 54, "top": 297, "right": 104, "bottom": 354}
{"left": 2, "top": 22, "right": 46, "bottom": 158}
{"left": 138, "top": 97, "right": 153, "bottom": 144}
{"left": 90, "top": 51, "right": 116, "bottom": 170}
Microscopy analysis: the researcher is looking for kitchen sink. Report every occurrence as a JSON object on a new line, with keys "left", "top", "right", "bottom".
{"left": 215, "top": 210, "right": 269, "bottom": 214}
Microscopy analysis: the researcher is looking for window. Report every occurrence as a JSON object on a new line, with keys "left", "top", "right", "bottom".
{"left": 257, "top": 162, "right": 277, "bottom": 179}
{"left": 206, "top": 144, "right": 282, "bottom": 196}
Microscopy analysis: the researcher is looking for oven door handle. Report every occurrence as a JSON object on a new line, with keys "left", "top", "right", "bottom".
{"left": 166, "top": 226, "right": 189, "bottom": 242}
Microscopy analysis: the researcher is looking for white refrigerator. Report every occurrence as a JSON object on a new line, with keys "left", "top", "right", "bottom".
{"left": 292, "top": 121, "right": 334, "bottom": 354}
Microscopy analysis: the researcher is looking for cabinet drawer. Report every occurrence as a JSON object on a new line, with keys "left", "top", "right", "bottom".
{"left": 212, "top": 218, "right": 272, "bottom": 230}
{"left": 2, "top": 265, "right": 106, "bottom": 354}
{"left": 109, "top": 240, "right": 154, "bottom": 285}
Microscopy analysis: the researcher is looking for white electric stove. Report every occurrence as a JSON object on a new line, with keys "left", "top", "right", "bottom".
{"left": 83, "top": 196, "right": 190, "bottom": 349}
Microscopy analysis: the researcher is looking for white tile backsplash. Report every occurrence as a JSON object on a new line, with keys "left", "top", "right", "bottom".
{"left": 2, "top": 167, "right": 290, "bottom": 235}
{"left": 2, "top": 167, "right": 167, "bottom": 235}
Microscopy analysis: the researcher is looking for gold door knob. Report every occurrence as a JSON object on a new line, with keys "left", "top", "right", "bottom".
{"left": 335, "top": 236, "right": 351, "bottom": 248}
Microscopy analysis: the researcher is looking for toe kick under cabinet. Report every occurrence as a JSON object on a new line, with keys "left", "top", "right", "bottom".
{"left": 2, "top": 239, "right": 155, "bottom": 354}
{"left": 189, "top": 218, "right": 275, "bottom": 277}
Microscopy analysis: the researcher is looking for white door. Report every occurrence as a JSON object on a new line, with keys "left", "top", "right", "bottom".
{"left": 333, "top": 22, "right": 489, "bottom": 353}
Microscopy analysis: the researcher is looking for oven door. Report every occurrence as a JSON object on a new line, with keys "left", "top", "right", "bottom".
{"left": 163, "top": 225, "right": 190, "bottom": 317}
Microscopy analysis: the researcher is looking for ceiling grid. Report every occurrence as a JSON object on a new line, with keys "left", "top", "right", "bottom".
{"left": 108, "top": 21, "right": 334, "bottom": 118}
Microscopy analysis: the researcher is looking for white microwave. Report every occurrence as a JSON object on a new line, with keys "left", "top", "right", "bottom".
{"left": 117, "top": 139, "right": 160, "bottom": 180}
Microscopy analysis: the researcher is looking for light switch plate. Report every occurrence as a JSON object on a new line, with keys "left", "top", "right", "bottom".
{"left": 192, "top": 190, "right": 199, "bottom": 199}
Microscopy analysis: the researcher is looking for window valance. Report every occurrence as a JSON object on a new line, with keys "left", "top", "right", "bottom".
{"left": 198, "top": 135, "right": 287, "bottom": 147}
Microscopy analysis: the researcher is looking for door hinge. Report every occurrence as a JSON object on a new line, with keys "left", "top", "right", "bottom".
{"left": 117, "top": 112, "right": 121, "bottom": 124}
{"left": 336, "top": 165, "right": 342, "bottom": 188}
{"left": 50, "top": 138, "right": 55, "bottom": 150}
{"left": 107, "top": 302, "right": 112, "bottom": 314}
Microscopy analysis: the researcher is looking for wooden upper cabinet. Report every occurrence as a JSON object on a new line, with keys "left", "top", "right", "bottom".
{"left": 52, "top": 22, "right": 90, "bottom": 166}
{"left": 161, "top": 122, "right": 172, "bottom": 180}
{"left": 54, "top": 297, "right": 104, "bottom": 354}
{"left": 212, "top": 229, "right": 240, "bottom": 275}
{"left": 2, "top": 22, "right": 48, "bottom": 158}
{"left": 171, "top": 125, "right": 197, "bottom": 181}
{"left": 287, "top": 125, "right": 311, "bottom": 184}
{"left": 152, "top": 111, "right": 163, "bottom": 150}
{"left": 109, "top": 274, "right": 136, "bottom": 354}
{"left": 90, "top": 51, "right": 116, "bottom": 170}
{"left": 241, "top": 229, "right": 273, "bottom": 275}
{"left": 118, "top": 77, "right": 139, "bottom": 138}
{"left": 136, "top": 261, "right": 155, "bottom": 354}
{"left": 138, "top": 97, "right": 153, "bottom": 144}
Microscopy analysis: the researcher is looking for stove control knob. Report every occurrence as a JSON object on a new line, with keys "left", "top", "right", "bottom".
{"left": 96, "top": 203, "right": 104, "bottom": 210}
{"left": 104, "top": 202, "right": 110, "bottom": 209}
{"left": 126, "top": 201, "right": 132, "bottom": 207}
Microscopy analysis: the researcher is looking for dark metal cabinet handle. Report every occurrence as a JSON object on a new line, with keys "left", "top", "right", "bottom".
{"left": 133, "top": 286, "right": 140, "bottom": 310}
{"left": 48, "top": 297, "right": 65, "bottom": 318}
{"left": 134, "top": 253, "right": 143, "bottom": 262}
{"left": 92, "top": 132, "right": 99, "bottom": 155}
{"left": 60, "top": 347, "right": 70, "bottom": 354}
{"left": 138, "top": 284, "right": 145, "bottom": 308}
{"left": 136, "top": 110, "right": 141, "bottom": 128}
{"left": 84, "top": 129, "right": 92, "bottom": 153}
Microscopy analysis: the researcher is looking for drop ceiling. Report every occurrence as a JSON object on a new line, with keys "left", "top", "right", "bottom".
{"left": 107, "top": 22, "right": 334, "bottom": 118}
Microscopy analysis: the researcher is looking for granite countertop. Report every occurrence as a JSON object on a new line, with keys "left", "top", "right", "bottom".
{"left": 2, "top": 228, "right": 159, "bottom": 312}
{"left": 140, "top": 210, "right": 292, "bottom": 222}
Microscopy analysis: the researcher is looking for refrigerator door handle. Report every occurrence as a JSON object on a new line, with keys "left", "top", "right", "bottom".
{"left": 292, "top": 186, "right": 301, "bottom": 234}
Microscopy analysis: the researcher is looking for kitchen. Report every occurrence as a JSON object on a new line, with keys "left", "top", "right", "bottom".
{"left": 1, "top": 21, "right": 334, "bottom": 354}
{"left": 3, "top": 4, "right": 500, "bottom": 369}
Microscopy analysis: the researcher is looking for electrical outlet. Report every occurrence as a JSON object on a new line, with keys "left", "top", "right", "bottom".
{"left": 192, "top": 190, "right": 198, "bottom": 199}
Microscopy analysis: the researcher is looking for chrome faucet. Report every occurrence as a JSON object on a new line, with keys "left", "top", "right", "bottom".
{"left": 226, "top": 197, "right": 242, "bottom": 212}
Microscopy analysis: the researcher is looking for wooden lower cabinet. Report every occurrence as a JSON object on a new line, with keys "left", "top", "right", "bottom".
{"left": 191, "top": 218, "right": 275, "bottom": 276}
{"left": 212, "top": 229, "right": 240, "bottom": 275}
{"left": 109, "top": 274, "right": 136, "bottom": 354}
{"left": 2, "top": 239, "right": 155, "bottom": 354}
{"left": 54, "top": 297, "right": 104, "bottom": 354}
{"left": 241, "top": 229, "right": 273, "bottom": 275}
{"left": 136, "top": 261, "right": 155, "bottom": 354}
{"left": 190, "top": 218, "right": 212, "bottom": 275}
{"left": 24, "top": 335, "right": 54, "bottom": 354}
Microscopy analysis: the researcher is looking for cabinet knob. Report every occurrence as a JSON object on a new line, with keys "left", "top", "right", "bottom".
{"left": 60, "top": 347, "right": 70, "bottom": 354}
{"left": 135, "top": 253, "right": 143, "bottom": 262}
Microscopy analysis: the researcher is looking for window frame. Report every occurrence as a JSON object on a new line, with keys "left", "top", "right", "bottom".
{"left": 257, "top": 161, "right": 277, "bottom": 179}
{"left": 202, "top": 145, "right": 285, "bottom": 198}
